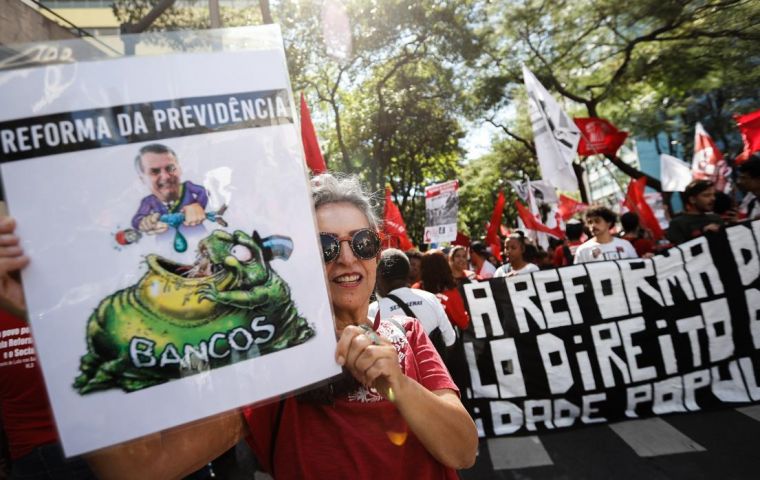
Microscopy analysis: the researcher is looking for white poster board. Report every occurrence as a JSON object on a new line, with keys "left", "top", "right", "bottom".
{"left": 424, "top": 180, "right": 458, "bottom": 243}
{"left": 0, "top": 26, "right": 340, "bottom": 456}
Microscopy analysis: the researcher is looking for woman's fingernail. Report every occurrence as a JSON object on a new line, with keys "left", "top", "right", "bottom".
{"left": 336, "top": 355, "right": 345, "bottom": 366}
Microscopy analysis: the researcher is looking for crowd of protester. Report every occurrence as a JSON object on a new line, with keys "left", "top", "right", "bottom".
{"left": 0, "top": 154, "right": 759, "bottom": 478}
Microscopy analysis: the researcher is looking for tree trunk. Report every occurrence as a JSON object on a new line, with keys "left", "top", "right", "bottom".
{"left": 330, "top": 100, "right": 352, "bottom": 173}
{"left": 259, "top": 0, "right": 273, "bottom": 24}
{"left": 572, "top": 161, "right": 589, "bottom": 203}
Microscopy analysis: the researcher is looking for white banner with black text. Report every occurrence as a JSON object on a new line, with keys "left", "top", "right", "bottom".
{"left": 460, "top": 221, "right": 760, "bottom": 437}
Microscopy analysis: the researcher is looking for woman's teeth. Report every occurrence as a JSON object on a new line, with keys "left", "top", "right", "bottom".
{"left": 334, "top": 274, "right": 361, "bottom": 283}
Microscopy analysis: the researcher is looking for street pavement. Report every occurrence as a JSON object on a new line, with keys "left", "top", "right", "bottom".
{"left": 460, "top": 405, "right": 760, "bottom": 479}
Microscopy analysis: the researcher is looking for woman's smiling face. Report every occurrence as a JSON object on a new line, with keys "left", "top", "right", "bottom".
{"left": 316, "top": 202, "right": 377, "bottom": 319}
{"left": 450, "top": 248, "right": 468, "bottom": 271}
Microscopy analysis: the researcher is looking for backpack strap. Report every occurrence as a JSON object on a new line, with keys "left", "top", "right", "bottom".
{"left": 385, "top": 294, "right": 417, "bottom": 318}
{"left": 563, "top": 245, "right": 573, "bottom": 265}
{"left": 385, "top": 294, "right": 446, "bottom": 355}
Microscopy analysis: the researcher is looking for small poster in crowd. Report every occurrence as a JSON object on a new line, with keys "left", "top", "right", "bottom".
{"left": 424, "top": 180, "right": 458, "bottom": 243}
{"left": 0, "top": 26, "right": 340, "bottom": 456}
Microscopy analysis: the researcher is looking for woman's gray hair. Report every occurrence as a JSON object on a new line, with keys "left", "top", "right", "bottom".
{"left": 311, "top": 173, "right": 381, "bottom": 230}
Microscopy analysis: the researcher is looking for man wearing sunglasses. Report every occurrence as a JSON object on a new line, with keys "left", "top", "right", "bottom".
{"left": 368, "top": 249, "right": 455, "bottom": 356}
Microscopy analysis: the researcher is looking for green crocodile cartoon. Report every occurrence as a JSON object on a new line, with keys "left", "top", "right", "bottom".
{"left": 73, "top": 229, "right": 315, "bottom": 394}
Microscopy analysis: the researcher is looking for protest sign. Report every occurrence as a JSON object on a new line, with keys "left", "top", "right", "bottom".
{"left": 0, "top": 26, "right": 341, "bottom": 456}
{"left": 424, "top": 180, "right": 458, "bottom": 243}
{"left": 460, "top": 222, "right": 760, "bottom": 437}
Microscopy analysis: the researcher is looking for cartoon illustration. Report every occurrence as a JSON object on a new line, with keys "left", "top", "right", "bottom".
{"left": 131, "top": 143, "right": 216, "bottom": 252}
{"left": 74, "top": 229, "right": 315, "bottom": 394}
{"left": 115, "top": 206, "right": 228, "bottom": 249}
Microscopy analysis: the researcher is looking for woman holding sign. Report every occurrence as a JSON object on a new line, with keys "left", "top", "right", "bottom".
{"left": 0, "top": 174, "right": 477, "bottom": 479}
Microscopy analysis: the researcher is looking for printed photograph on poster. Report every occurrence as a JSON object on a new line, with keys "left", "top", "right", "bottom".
{"left": 0, "top": 26, "right": 341, "bottom": 456}
{"left": 424, "top": 180, "right": 458, "bottom": 243}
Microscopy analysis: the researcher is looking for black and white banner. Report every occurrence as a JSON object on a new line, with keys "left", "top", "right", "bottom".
{"left": 460, "top": 221, "right": 760, "bottom": 437}
{"left": 0, "top": 90, "right": 291, "bottom": 162}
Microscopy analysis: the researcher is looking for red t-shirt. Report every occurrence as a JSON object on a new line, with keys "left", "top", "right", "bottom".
{"left": 436, "top": 288, "right": 469, "bottom": 330}
{"left": 242, "top": 318, "right": 459, "bottom": 479}
{"left": 0, "top": 311, "right": 57, "bottom": 459}
{"left": 621, "top": 234, "right": 655, "bottom": 257}
{"left": 410, "top": 282, "right": 470, "bottom": 330}
{"left": 552, "top": 241, "right": 583, "bottom": 267}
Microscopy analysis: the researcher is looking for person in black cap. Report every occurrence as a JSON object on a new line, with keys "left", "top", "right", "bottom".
{"left": 468, "top": 241, "right": 496, "bottom": 279}
{"left": 553, "top": 220, "right": 584, "bottom": 267}
{"left": 369, "top": 249, "right": 454, "bottom": 356}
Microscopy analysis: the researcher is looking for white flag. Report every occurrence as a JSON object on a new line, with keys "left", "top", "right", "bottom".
{"left": 506, "top": 179, "right": 559, "bottom": 205}
{"left": 523, "top": 65, "right": 581, "bottom": 192}
{"left": 526, "top": 178, "right": 549, "bottom": 250}
{"left": 660, "top": 154, "right": 692, "bottom": 192}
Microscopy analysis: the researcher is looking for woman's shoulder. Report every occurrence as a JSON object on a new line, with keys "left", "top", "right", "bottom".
{"left": 522, "top": 263, "right": 540, "bottom": 272}
{"left": 377, "top": 316, "right": 416, "bottom": 339}
{"left": 493, "top": 264, "right": 510, "bottom": 277}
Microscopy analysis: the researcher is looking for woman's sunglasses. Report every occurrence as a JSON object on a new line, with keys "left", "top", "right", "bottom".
{"left": 320, "top": 228, "right": 381, "bottom": 263}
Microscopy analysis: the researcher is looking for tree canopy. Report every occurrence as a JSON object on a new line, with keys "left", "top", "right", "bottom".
{"left": 110, "top": 0, "right": 760, "bottom": 245}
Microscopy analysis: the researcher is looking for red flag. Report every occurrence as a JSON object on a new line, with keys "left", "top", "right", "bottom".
{"left": 514, "top": 201, "right": 565, "bottom": 239}
{"left": 692, "top": 123, "right": 723, "bottom": 179}
{"left": 452, "top": 231, "right": 471, "bottom": 247}
{"left": 735, "top": 109, "right": 760, "bottom": 164}
{"left": 557, "top": 194, "right": 588, "bottom": 221}
{"left": 485, "top": 192, "right": 506, "bottom": 261}
{"left": 574, "top": 118, "right": 629, "bottom": 156}
{"left": 692, "top": 122, "right": 731, "bottom": 193}
{"left": 624, "top": 177, "right": 665, "bottom": 240}
{"left": 300, "top": 93, "right": 327, "bottom": 174}
{"left": 383, "top": 187, "right": 413, "bottom": 250}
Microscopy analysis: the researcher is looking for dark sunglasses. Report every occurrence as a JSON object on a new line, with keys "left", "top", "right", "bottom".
{"left": 320, "top": 228, "right": 381, "bottom": 263}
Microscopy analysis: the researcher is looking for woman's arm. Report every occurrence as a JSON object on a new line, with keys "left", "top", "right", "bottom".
{"left": 86, "top": 410, "right": 247, "bottom": 480}
{"left": 336, "top": 325, "right": 478, "bottom": 469}
{"left": 393, "top": 383, "right": 478, "bottom": 469}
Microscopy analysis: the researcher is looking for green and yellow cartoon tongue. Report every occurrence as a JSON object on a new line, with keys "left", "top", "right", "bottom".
{"left": 135, "top": 255, "right": 233, "bottom": 323}
{"left": 73, "top": 229, "right": 315, "bottom": 394}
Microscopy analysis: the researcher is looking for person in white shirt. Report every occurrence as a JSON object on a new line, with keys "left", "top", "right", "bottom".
{"left": 469, "top": 241, "right": 497, "bottom": 279}
{"left": 368, "top": 249, "right": 455, "bottom": 351}
{"left": 574, "top": 205, "right": 638, "bottom": 264}
{"left": 494, "top": 231, "right": 540, "bottom": 277}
